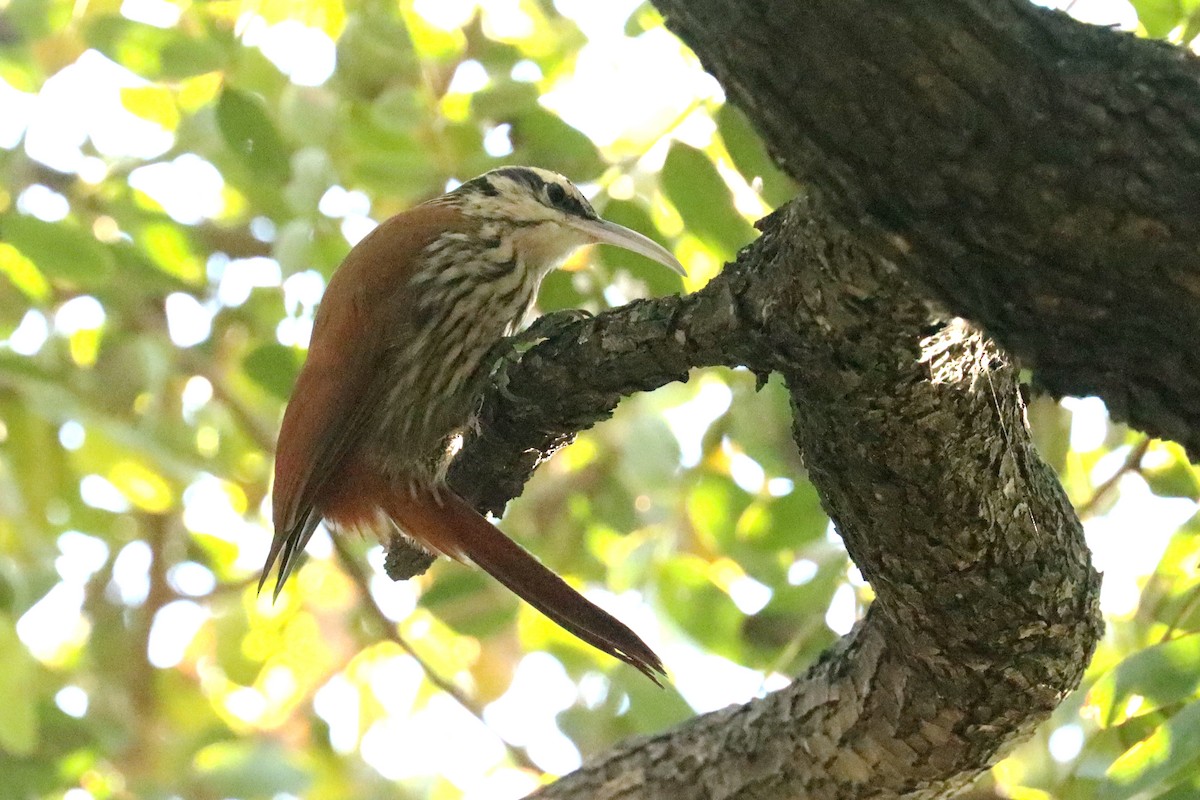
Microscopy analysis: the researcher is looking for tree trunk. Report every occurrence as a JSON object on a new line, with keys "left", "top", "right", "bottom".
{"left": 653, "top": 0, "right": 1200, "bottom": 458}
{"left": 381, "top": 0, "right": 1200, "bottom": 794}
{"left": 439, "top": 199, "right": 1101, "bottom": 799}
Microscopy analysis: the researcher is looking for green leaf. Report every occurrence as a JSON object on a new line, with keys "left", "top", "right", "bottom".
{"left": 0, "top": 394, "right": 71, "bottom": 525}
{"left": 212, "top": 611, "right": 259, "bottom": 685}
{"left": 1144, "top": 451, "right": 1200, "bottom": 500}
{"left": 85, "top": 16, "right": 225, "bottom": 79}
{"left": 368, "top": 86, "right": 429, "bottom": 137}
{"left": 1027, "top": 395, "right": 1073, "bottom": 474}
{"left": 716, "top": 104, "right": 797, "bottom": 208}
{"left": 421, "top": 568, "right": 517, "bottom": 637}
{"left": 1184, "top": 6, "right": 1200, "bottom": 42}
{"left": 0, "top": 215, "right": 115, "bottom": 287}
{"left": 279, "top": 84, "right": 339, "bottom": 147}
{"left": 216, "top": 88, "right": 291, "bottom": 181}
{"left": 335, "top": 12, "right": 421, "bottom": 99}
{"left": 657, "top": 555, "right": 743, "bottom": 654}
{"left": 283, "top": 147, "right": 337, "bottom": 215}
{"left": 688, "top": 474, "right": 752, "bottom": 551}
{"left": 0, "top": 614, "right": 39, "bottom": 756}
{"left": 1132, "top": 0, "right": 1185, "bottom": 38}
{"left": 723, "top": 374, "right": 799, "bottom": 477}
{"left": 471, "top": 79, "right": 539, "bottom": 121}
{"left": 242, "top": 344, "right": 302, "bottom": 400}
{"left": 509, "top": 108, "right": 605, "bottom": 182}
{"left": 744, "top": 559, "right": 842, "bottom": 666}
{"left": 741, "top": 480, "right": 828, "bottom": 552}
{"left": 1088, "top": 633, "right": 1200, "bottom": 727}
{"left": 661, "top": 142, "right": 756, "bottom": 262}
{"left": 535, "top": 268, "right": 587, "bottom": 312}
{"left": 272, "top": 219, "right": 317, "bottom": 277}
{"left": 1102, "top": 699, "right": 1200, "bottom": 800}
{"left": 158, "top": 33, "right": 226, "bottom": 80}
{"left": 136, "top": 221, "right": 203, "bottom": 284}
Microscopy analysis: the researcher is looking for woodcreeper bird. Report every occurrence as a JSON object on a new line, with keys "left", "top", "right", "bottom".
{"left": 263, "top": 167, "right": 684, "bottom": 682}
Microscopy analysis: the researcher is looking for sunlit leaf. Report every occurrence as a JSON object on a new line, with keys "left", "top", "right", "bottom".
{"left": 0, "top": 394, "right": 71, "bottom": 525}
{"left": 0, "top": 243, "right": 50, "bottom": 302}
{"left": 1087, "top": 633, "right": 1200, "bottom": 727}
{"left": 1132, "top": 0, "right": 1187, "bottom": 38}
{"left": 687, "top": 473, "right": 753, "bottom": 552}
{"left": 137, "top": 222, "right": 204, "bottom": 284}
{"left": 715, "top": 104, "right": 797, "bottom": 208}
{"left": 1143, "top": 443, "right": 1200, "bottom": 500}
{"left": 109, "top": 459, "right": 175, "bottom": 513}
{"left": 0, "top": 215, "right": 115, "bottom": 287}
{"left": 120, "top": 85, "right": 180, "bottom": 130}
{"left": 624, "top": 3, "right": 664, "bottom": 37}
{"left": 1102, "top": 699, "right": 1200, "bottom": 800}
{"left": 661, "top": 142, "right": 756, "bottom": 263}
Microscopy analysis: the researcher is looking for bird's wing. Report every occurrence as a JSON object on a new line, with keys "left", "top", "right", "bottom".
{"left": 264, "top": 203, "right": 460, "bottom": 593}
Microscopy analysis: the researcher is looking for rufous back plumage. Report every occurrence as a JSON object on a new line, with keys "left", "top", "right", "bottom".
{"left": 264, "top": 167, "right": 685, "bottom": 682}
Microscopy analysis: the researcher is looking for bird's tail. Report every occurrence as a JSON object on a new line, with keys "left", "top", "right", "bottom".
{"left": 383, "top": 484, "right": 665, "bottom": 684}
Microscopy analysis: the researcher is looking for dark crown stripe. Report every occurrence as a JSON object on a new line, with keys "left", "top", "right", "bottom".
{"left": 460, "top": 175, "right": 499, "bottom": 197}
{"left": 491, "top": 166, "right": 546, "bottom": 192}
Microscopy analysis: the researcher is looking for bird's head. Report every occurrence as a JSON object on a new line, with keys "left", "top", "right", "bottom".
{"left": 445, "top": 166, "right": 685, "bottom": 277}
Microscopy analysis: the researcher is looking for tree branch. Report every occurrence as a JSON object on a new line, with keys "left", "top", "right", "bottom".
{"left": 411, "top": 198, "right": 1101, "bottom": 798}
{"left": 651, "top": 0, "right": 1200, "bottom": 459}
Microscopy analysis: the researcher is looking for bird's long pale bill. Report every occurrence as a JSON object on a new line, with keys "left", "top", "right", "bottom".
{"left": 571, "top": 218, "right": 687, "bottom": 276}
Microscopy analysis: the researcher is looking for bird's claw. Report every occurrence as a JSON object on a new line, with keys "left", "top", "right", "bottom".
{"left": 519, "top": 308, "right": 592, "bottom": 344}
{"left": 493, "top": 360, "right": 521, "bottom": 402}
{"left": 485, "top": 309, "right": 593, "bottom": 402}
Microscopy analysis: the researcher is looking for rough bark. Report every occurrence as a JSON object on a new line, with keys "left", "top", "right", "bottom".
{"left": 431, "top": 199, "right": 1102, "bottom": 798}
{"left": 651, "top": 0, "right": 1200, "bottom": 458}
{"left": 372, "top": 1, "right": 1187, "bottom": 794}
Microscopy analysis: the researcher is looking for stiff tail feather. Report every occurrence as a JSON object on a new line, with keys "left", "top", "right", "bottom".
{"left": 260, "top": 507, "right": 322, "bottom": 600}
{"left": 386, "top": 486, "right": 666, "bottom": 684}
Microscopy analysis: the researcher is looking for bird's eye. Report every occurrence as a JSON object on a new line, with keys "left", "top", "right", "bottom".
{"left": 546, "top": 183, "right": 568, "bottom": 208}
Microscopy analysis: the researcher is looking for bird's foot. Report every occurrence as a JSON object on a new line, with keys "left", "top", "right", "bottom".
{"left": 486, "top": 309, "right": 593, "bottom": 401}
{"left": 518, "top": 308, "right": 593, "bottom": 344}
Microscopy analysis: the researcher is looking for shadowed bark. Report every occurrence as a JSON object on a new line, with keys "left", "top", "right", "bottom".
{"left": 373, "top": 0, "right": 1200, "bottom": 794}
{"left": 652, "top": 0, "right": 1200, "bottom": 458}
{"left": 436, "top": 200, "right": 1101, "bottom": 799}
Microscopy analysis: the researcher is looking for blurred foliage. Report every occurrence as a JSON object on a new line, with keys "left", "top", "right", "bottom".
{"left": 0, "top": 0, "right": 1196, "bottom": 798}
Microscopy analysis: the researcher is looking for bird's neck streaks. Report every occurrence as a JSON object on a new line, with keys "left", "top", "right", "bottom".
{"left": 373, "top": 232, "right": 543, "bottom": 481}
